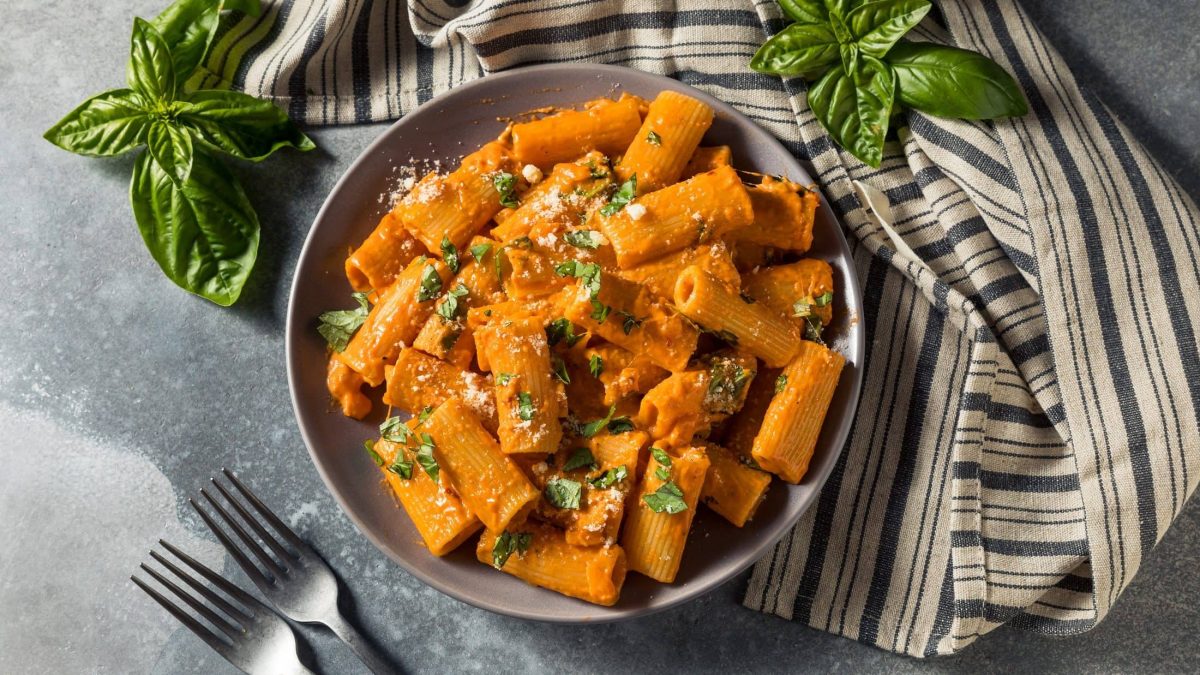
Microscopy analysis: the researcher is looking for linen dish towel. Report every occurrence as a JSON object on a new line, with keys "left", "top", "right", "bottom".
{"left": 193, "top": 0, "right": 1200, "bottom": 656}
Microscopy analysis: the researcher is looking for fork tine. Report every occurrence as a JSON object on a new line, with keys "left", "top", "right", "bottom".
{"left": 200, "top": 488, "right": 288, "bottom": 578}
{"left": 210, "top": 477, "right": 296, "bottom": 563}
{"left": 190, "top": 497, "right": 276, "bottom": 587}
{"left": 150, "top": 549, "right": 252, "bottom": 624}
{"left": 139, "top": 562, "right": 243, "bottom": 639}
{"left": 223, "top": 469, "right": 308, "bottom": 550}
{"left": 159, "top": 539, "right": 263, "bottom": 610}
{"left": 132, "top": 574, "right": 230, "bottom": 655}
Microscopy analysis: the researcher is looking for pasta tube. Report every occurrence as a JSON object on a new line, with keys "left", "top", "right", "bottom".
{"left": 325, "top": 355, "right": 371, "bottom": 419}
{"left": 599, "top": 165, "right": 753, "bottom": 268}
{"left": 700, "top": 443, "right": 771, "bottom": 527}
{"left": 615, "top": 91, "right": 714, "bottom": 194}
{"left": 680, "top": 145, "right": 732, "bottom": 179}
{"left": 374, "top": 437, "right": 480, "bottom": 556}
{"left": 424, "top": 398, "right": 540, "bottom": 532}
{"left": 511, "top": 96, "right": 643, "bottom": 170}
{"left": 475, "top": 317, "right": 564, "bottom": 455}
{"left": 742, "top": 258, "right": 835, "bottom": 328}
{"left": 616, "top": 240, "right": 740, "bottom": 302}
{"left": 673, "top": 265, "right": 800, "bottom": 368}
{"left": 383, "top": 347, "right": 498, "bottom": 431}
{"left": 393, "top": 141, "right": 517, "bottom": 252}
{"left": 345, "top": 212, "right": 426, "bottom": 292}
{"left": 476, "top": 521, "right": 627, "bottom": 606}
{"left": 752, "top": 341, "right": 845, "bottom": 483}
{"left": 730, "top": 175, "right": 818, "bottom": 252}
{"left": 621, "top": 446, "right": 710, "bottom": 583}
{"left": 337, "top": 257, "right": 449, "bottom": 386}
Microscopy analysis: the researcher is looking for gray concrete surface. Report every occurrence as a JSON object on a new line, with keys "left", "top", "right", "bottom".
{"left": 2, "top": 1, "right": 1198, "bottom": 673}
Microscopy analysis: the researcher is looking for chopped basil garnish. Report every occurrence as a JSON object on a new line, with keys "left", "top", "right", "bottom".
{"left": 417, "top": 406, "right": 434, "bottom": 425}
{"left": 551, "top": 356, "right": 571, "bottom": 385}
{"left": 417, "top": 264, "right": 442, "bottom": 302}
{"left": 440, "top": 236, "right": 460, "bottom": 273}
{"left": 470, "top": 242, "right": 492, "bottom": 263}
{"left": 364, "top": 439, "right": 384, "bottom": 467}
{"left": 651, "top": 447, "right": 672, "bottom": 467}
{"left": 619, "top": 311, "right": 642, "bottom": 335}
{"left": 803, "top": 316, "right": 826, "bottom": 345}
{"left": 317, "top": 291, "right": 371, "bottom": 352}
{"left": 590, "top": 465, "right": 628, "bottom": 489}
{"left": 588, "top": 354, "right": 604, "bottom": 378}
{"left": 416, "top": 433, "right": 439, "bottom": 481}
{"left": 546, "top": 318, "right": 582, "bottom": 347}
{"left": 793, "top": 295, "right": 815, "bottom": 318}
{"left": 516, "top": 392, "right": 536, "bottom": 421}
{"left": 388, "top": 456, "right": 413, "bottom": 479}
{"left": 606, "top": 417, "right": 635, "bottom": 434}
{"left": 380, "top": 416, "right": 412, "bottom": 443}
{"left": 600, "top": 174, "right": 637, "bottom": 217}
{"left": 590, "top": 300, "right": 611, "bottom": 323}
{"left": 580, "top": 404, "right": 618, "bottom": 438}
{"left": 646, "top": 130, "right": 662, "bottom": 146}
{"left": 655, "top": 466, "right": 670, "bottom": 481}
{"left": 564, "top": 229, "right": 601, "bottom": 249}
{"left": 562, "top": 447, "right": 597, "bottom": 472}
{"left": 544, "top": 477, "right": 582, "bottom": 510}
{"left": 707, "top": 358, "right": 751, "bottom": 413}
{"left": 555, "top": 260, "right": 602, "bottom": 298}
{"left": 775, "top": 374, "right": 788, "bottom": 394}
{"left": 435, "top": 283, "right": 469, "bottom": 321}
{"left": 491, "top": 530, "right": 532, "bottom": 569}
{"left": 643, "top": 481, "right": 687, "bottom": 514}
{"left": 492, "top": 171, "right": 519, "bottom": 208}
{"left": 814, "top": 291, "right": 833, "bottom": 307}
{"left": 496, "top": 372, "right": 515, "bottom": 386}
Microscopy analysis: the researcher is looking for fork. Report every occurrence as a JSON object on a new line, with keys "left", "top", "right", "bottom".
{"left": 132, "top": 540, "right": 313, "bottom": 675}
{"left": 192, "top": 469, "right": 396, "bottom": 675}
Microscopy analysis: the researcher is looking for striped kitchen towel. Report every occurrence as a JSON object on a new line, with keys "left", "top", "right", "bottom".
{"left": 196, "top": 0, "right": 1200, "bottom": 656}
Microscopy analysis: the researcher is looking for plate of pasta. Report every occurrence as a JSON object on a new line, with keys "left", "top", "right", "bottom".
{"left": 286, "top": 63, "right": 864, "bottom": 621}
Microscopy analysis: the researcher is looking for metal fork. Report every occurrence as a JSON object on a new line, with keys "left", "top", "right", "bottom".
{"left": 132, "top": 540, "right": 313, "bottom": 675}
{"left": 192, "top": 469, "right": 396, "bottom": 675}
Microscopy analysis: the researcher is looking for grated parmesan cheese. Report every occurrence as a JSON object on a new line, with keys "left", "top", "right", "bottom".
{"left": 521, "top": 163, "right": 543, "bottom": 184}
{"left": 626, "top": 203, "right": 646, "bottom": 220}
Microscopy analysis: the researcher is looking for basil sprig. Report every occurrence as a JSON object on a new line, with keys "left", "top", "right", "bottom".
{"left": 751, "top": 0, "right": 1026, "bottom": 167}
{"left": 43, "top": 0, "right": 314, "bottom": 305}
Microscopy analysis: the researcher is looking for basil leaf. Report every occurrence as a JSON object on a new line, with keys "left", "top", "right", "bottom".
{"left": 516, "top": 392, "right": 536, "bottom": 421}
{"left": 563, "top": 230, "right": 600, "bottom": 249}
{"left": 580, "top": 404, "right": 616, "bottom": 438}
{"left": 590, "top": 300, "right": 611, "bottom": 323}
{"left": 607, "top": 417, "right": 634, "bottom": 434}
{"left": 418, "top": 264, "right": 442, "bottom": 301}
{"left": 491, "top": 530, "right": 531, "bottom": 569}
{"left": 496, "top": 372, "right": 515, "bottom": 386}
{"left": 130, "top": 149, "right": 259, "bottom": 305}
{"left": 749, "top": 22, "right": 840, "bottom": 78}
{"left": 380, "top": 415, "right": 412, "bottom": 443}
{"left": 655, "top": 466, "right": 670, "bottom": 481}
{"left": 777, "top": 0, "right": 831, "bottom": 24}
{"left": 562, "top": 447, "right": 596, "bottom": 472}
{"left": 551, "top": 356, "right": 571, "bottom": 385}
{"left": 600, "top": 175, "right": 636, "bottom": 216}
{"left": 492, "top": 171, "right": 519, "bottom": 208}
{"left": 619, "top": 312, "right": 642, "bottom": 335}
{"left": 646, "top": 130, "right": 662, "bottom": 146}
{"left": 643, "top": 481, "right": 688, "bottom": 514}
{"left": 317, "top": 291, "right": 370, "bottom": 352}
{"left": 388, "top": 456, "right": 414, "bottom": 480}
{"left": 147, "top": 121, "right": 194, "bottom": 185}
{"left": 846, "top": 0, "right": 932, "bottom": 58}
{"left": 177, "top": 90, "right": 315, "bottom": 161}
{"left": 43, "top": 89, "right": 152, "bottom": 157}
{"left": 416, "top": 433, "right": 439, "bottom": 482}
{"left": 775, "top": 374, "right": 789, "bottom": 394}
{"left": 544, "top": 477, "right": 582, "bottom": 510}
{"left": 651, "top": 447, "right": 672, "bottom": 467}
{"left": 886, "top": 41, "right": 1028, "bottom": 119}
{"left": 363, "top": 439, "right": 384, "bottom": 467}
{"left": 590, "top": 464, "right": 627, "bottom": 489}
{"left": 808, "top": 58, "right": 895, "bottom": 168}
{"left": 546, "top": 318, "right": 582, "bottom": 347}
{"left": 803, "top": 316, "right": 827, "bottom": 345}
{"left": 470, "top": 243, "right": 492, "bottom": 263}
{"left": 417, "top": 406, "right": 435, "bottom": 425}
{"left": 814, "top": 290, "right": 834, "bottom": 307}
{"left": 436, "top": 283, "right": 469, "bottom": 321}
{"left": 127, "top": 18, "right": 176, "bottom": 102}
{"left": 440, "top": 236, "right": 461, "bottom": 273}
{"left": 588, "top": 354, "right": 604, "bottom": 378}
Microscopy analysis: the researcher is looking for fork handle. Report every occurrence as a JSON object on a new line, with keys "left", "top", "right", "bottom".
{"left": 322, "top": 611, "right": 398, "bottom": 675}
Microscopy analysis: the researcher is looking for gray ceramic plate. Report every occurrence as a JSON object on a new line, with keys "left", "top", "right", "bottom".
{"left": 286, "top": 63, "right": 864, "bottom": 622}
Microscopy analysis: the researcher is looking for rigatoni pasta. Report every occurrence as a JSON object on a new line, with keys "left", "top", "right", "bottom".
{"left": 315, "top": 90, "right": 846, "bottom": 607}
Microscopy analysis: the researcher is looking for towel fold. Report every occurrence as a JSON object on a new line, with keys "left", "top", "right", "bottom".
{"left": 204, "top": 0, "right": 1200, "bottom": 655}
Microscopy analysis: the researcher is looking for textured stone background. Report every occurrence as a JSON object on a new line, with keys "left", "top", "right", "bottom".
{"left": 2, "top": 1, "right": 1197, "bottom": 672}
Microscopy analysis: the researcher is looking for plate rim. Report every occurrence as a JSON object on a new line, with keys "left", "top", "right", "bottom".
{"left": 286, "top": 62, "right": 865, "bottom": 623}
